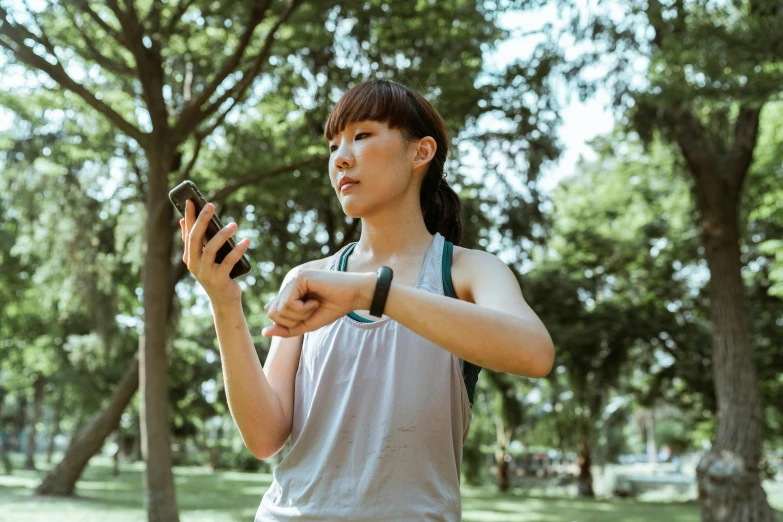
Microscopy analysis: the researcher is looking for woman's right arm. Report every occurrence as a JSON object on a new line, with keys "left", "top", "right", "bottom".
{"left": 211, "top": 291, "right": 303, "bottom": 460}
{"left": 179, "top": 199, "right": 312, "bottom": 460}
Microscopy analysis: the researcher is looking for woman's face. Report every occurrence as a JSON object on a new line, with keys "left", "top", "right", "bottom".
{"left": 327, "top": 120, "right": 415, "bottom": 217}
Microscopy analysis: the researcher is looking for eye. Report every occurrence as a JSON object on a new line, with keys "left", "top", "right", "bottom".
{"left": 329, "top": 132, "right": 370, "bottom": 152}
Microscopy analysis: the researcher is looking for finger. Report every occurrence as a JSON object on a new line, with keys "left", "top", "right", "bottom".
{"left": 272, "top": 299, "right": 320, "bottom": 324}
{"left": 265, "top": 297, "right": 314, "bottom": 328}
{"left": 187, "top": 201, "right": 213, "bottom": 267}
{"left": 185, "top": 199, "right": 195, "bottom": 230}
{"left": 262, "top": 323, "right": 291, "bottom": 338}
{"left": 202, "top": 221, "right": 238, "bottom": 266}
{"left": 180, "top": 219, "right": 189, "bottom": 263}
{"left": 216, "top": 237, "right": 251, "bottom": 279}
{"left": 266, "top": 300, "right": 301, "bottom": 328}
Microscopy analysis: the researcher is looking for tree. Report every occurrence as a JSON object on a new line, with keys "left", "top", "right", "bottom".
{"left": 551, "top": 0, "right": 783, "bottom": 517}
{"left": 0, "top": 135, "right": 144, "bottom": 493}
{"left": 528, "top": 130, "right": 706, "bottom": 496}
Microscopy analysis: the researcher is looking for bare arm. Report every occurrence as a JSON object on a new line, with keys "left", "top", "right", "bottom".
{"left": 212, "top": 298, "right": 302, "bottom": 460}
{"left": 179, "top": 200, "right": 312, "bottom": 458}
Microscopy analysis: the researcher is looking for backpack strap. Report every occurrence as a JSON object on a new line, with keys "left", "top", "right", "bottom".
{"left": 442, "top": 239, "right": 482, "bottom": 408}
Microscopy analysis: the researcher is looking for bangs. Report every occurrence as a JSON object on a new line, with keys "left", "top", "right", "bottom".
{"left": 324, "top": 80, "right": 414, "bottom": 141}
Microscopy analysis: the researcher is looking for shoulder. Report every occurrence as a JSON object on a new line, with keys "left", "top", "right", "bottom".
{"left": 450, "top": 245, "right": 508, "bottom": 304}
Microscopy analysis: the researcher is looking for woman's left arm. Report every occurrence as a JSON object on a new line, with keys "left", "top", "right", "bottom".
{"left": 361, "top": 250, "right": 554, "bottom": 378}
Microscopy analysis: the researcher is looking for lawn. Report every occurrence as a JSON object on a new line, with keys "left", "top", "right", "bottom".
{"left": 0, "top": 455, "right": 754, "bottom": 522}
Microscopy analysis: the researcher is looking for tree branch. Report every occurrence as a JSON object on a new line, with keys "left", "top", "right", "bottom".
{"left": 0, "top": 7, "right": 147, "bottom": 145}
{"left": 207, "top": 154, "right": 328, "bottom": 204}
{"left": 105, "top": 0, "right": 168, "bottom": 132}
{"left": 726, "top": 105, "right": 762, "bottom": 196}
{"left": 62, "top": 3, "right": 134, "bottom": 76}
{"left": 173, "top": 0, "right": 272, "bottom": 140}
{"left": 173, "top": 0, "right": 302, "bottom": 142}
{"left": 20, "top": 0, "right": 57, "bottom": 57}
{"left": 176, "top": 133, "right": 205, "bottom": 185}
{"left": 663, "top": 103, "right": 716, "bottom": 179}
{"left": 162, "top": 0, "right": 197, "bottom": 36}
{"left": 73, "top": 0, "right": 127, "bottom": 47}
{"left": 143, "top": 0, "right": 163, "bottom": 36}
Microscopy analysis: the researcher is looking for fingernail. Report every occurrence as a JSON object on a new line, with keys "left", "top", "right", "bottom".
{"left": 207, "top": 203, "right": 214, "bottom": 211}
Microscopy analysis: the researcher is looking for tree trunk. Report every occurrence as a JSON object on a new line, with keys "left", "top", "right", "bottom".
{"left": 13, "top": 392, "right": 27, "bottom": 453}
{"left": 130, "top": 414, "right": 142, "bottom": 462}
{"left": 139, "top": 144, "right": 180, "bottom": 522}
{"left": 36, "top": 356, "right": 139, "bottom": 496}
{"left": 47, "top": 387, "right": 65, "bottom": 464}
{"left": 694, "top": 180, "right": 777, "bottom": 521}
{"left": 646, "top": 409, "right": 657, "bottom": 465}
{"left": 0, "top": 387, "right": 13, "bottom": 475}
{"left": 495, "top": 447, "right": 510, "bottom": 492}
{"left": 577, "top": 421, "right": 594, "bottom": 497}
{"left": 25, "top": 376, "right": 45, "bottom": 470}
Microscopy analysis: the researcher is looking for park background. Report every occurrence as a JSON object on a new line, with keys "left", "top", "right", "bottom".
{"left": 1, "top": 0, "right": 782, "bottom": 521}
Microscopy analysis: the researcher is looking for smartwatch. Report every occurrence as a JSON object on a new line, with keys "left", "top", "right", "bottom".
{"left": 369, "top": 266, "right": 394, "bottom": 318}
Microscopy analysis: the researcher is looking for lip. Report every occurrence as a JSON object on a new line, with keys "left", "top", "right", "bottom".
{"left": 340, "top": 182, "right": 359, "bottom": 193}
{"left": 339, "top": 176, "right": 359, "bottom": 188}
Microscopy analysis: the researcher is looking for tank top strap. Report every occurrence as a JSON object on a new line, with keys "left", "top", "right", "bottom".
{"left": 418, "top": 232, "right": 446, "bottom": 295}
{"left": 328, "top": 242, "right": 356, "bottom": 272}
{"left": 329, "top": 234, "right": 445, "bottom": 296}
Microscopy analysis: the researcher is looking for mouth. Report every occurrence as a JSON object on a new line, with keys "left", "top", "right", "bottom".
{"left": 340, "top": 182, "right": 359, "bottom": 193}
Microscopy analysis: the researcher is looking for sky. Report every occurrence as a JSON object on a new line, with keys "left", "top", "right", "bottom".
{"left": 487, "top": 6, "right": 616, "bottom": 194}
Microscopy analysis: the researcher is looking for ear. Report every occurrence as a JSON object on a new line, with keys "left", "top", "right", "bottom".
{"left": 411, "top": 136, "right": 437, "bottom": 171}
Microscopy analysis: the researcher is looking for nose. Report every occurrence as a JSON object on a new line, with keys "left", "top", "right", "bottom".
{"left": 332, "top": 143, "right": 354, "bottom": 171}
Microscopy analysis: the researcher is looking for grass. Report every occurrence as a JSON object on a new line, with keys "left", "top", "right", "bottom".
{"left": 0, "top": 454, "right": 775, "bottom": 522}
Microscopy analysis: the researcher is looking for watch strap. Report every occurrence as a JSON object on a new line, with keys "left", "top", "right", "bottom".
{"left": 369, "top": 266, "right": 393, "bottom": 318}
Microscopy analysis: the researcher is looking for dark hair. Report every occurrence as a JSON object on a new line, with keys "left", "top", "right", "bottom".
{"left": 324, "top": 79, "right": 463, "bottom": 245}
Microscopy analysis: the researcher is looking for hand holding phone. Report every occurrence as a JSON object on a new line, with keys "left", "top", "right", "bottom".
{"left": 179, "top": 199, "right": 249, "bottom": 307}
{"left": 170, "top": 180, "right": 252, "bottom": 307}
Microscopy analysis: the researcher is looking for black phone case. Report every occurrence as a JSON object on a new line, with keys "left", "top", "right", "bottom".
{"left": 168, "top": 180, "right": 252, "bottom": 280}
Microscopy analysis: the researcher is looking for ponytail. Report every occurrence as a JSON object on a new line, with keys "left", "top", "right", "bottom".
{"left": 421, "top": 175, "right": 462, "bottom": 246}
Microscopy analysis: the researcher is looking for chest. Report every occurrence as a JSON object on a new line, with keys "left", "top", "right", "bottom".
{"left": 344, "top": 244, "right": 472, "bottom": 321}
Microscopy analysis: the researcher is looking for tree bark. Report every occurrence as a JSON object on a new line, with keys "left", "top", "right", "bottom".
{"left": 35, "top": 356, "right": 139, "bottom": 496}
{"left": 13, "top": 392, "right": 27, "bottom": 453}
{"left": 24, "top": 376, "right": 45, "bottom": 470}
{"left": 494, "top": 446, "right": 510, "bottom": 492}
{"left": 695, "top": 206, "right": 777, "bottom": 521}
{"left": 139, "top": 142, "right": 180, "bottom": 522}
{"left": 47, "top": 387, "right": 65, "bottom": 464}
{"left": 130, "top": 414, "right": 142, "bottom": 462}
{"left": 577, "top": 420, "right": 594, "bottom": 497}
{"left": 0, "top": 387, "right": 13, "bottom": 475}
{"left": 664, "top": 102, "right": 775, "bottom": 521}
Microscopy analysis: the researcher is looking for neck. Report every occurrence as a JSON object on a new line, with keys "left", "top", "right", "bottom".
{"left": 352, "top": 203, "right": 434, "bottom": 264}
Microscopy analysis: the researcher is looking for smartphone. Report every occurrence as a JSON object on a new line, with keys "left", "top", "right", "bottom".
{"left": 168, "top": 180, "right": 252, "bottom": 279}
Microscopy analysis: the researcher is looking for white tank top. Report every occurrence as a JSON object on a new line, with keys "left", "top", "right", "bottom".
{"left": 255, "top": 232, "right": 473, "bottom": 521}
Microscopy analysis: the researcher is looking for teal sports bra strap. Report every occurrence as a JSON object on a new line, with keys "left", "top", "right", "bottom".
{"left": 442, "top": 240, "right": 482, "bottom": 408}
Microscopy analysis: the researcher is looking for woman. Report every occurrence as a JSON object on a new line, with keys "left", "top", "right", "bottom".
{"left": 179, "top": 79, "right": 554, "bottom": 521}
